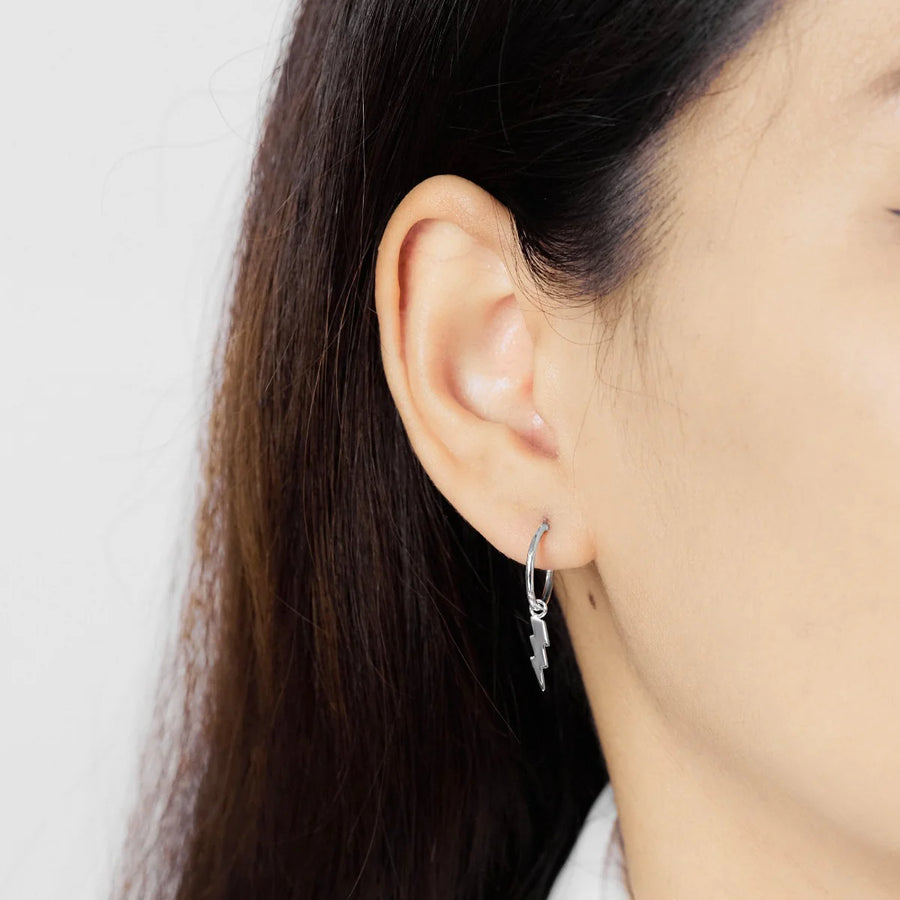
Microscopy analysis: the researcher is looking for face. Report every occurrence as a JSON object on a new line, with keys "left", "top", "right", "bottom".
{"left": 374, "top": 0, "right": 900, "bottom": 890}
{"left": 560, "top": 0, "right": 900, "bottom": 878}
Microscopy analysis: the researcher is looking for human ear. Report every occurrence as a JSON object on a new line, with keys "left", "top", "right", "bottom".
{"left": 373, "top": 174, "right": 596, "bottom": 571}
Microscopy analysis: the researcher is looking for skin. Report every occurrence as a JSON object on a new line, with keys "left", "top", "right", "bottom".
{"left": 373, "top": 0, "right": 900, "bottom": 896}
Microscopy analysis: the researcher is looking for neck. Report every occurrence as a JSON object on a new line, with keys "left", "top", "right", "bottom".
{"left": 555, "top": 566, "right": 900, "bottom": 900}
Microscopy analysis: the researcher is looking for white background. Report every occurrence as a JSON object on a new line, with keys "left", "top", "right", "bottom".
{"left": 0, "top": 2, "right": 296, "bottom": 896}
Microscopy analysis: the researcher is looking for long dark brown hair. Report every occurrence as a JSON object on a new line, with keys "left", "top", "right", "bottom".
{"left": 112, "top": 0, "right": 786, "bottom": 896}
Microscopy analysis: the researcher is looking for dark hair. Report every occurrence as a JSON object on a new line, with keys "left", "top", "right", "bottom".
{"left": 113, "top": 1, "right": 787, "bottom": 897}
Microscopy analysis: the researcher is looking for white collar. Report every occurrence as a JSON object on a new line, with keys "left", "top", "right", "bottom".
{"left": 546, "top": 781, "right": 633, "bottom": 899}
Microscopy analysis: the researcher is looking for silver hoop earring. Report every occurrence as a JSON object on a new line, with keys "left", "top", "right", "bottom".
{"left": 525, "top": 519, "right": 554, "bottom": 691}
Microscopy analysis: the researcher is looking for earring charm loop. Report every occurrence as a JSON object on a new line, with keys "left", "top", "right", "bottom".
{"left": 526, "top": 519, "right": 554, "bottom": 617}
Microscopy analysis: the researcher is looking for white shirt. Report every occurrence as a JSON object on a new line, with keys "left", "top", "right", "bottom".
{"left": 546, "top": 781, "right": 633, "bottom": 899}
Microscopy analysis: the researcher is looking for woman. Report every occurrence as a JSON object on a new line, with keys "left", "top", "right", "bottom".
{"left": 113, "top": 0, "right": 900, "bottom": 896}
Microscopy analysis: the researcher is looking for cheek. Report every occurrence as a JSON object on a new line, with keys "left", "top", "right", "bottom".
{"left": 591, "top": 237, "right": 900, "bottom": 847}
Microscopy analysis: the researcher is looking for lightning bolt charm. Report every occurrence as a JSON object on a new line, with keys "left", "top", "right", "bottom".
{"left": 529, "top": 614, "right": 550, "bottom": 691}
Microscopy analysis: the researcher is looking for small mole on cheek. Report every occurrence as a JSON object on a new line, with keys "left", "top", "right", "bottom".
{"left": 588, "top": 591, "right": 596, "bottom": 609}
